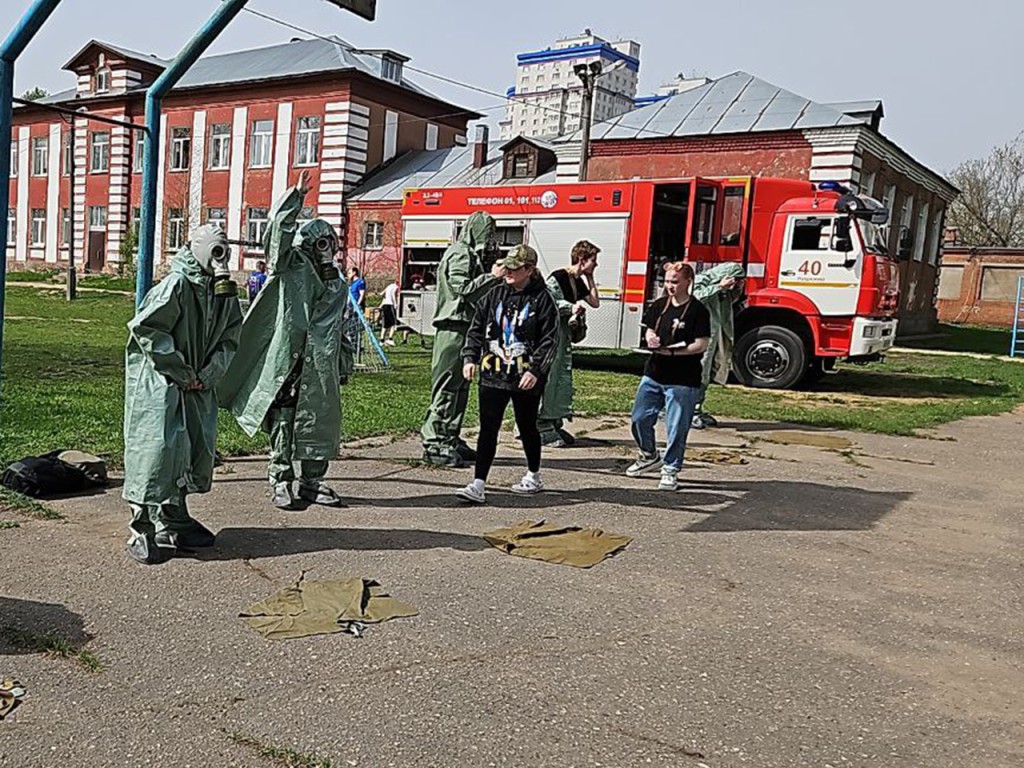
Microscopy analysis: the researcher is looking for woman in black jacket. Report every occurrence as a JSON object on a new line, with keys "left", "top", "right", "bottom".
{"left": 457, "top": 244, "right": 559, "bottom": 504}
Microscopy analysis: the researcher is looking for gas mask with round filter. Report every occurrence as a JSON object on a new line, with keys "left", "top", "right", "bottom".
{"left": 191, "top": 224, "right": 235, "bottom": 298}
{"left": 297, "top": 219, "right": 341, "bottom": 282}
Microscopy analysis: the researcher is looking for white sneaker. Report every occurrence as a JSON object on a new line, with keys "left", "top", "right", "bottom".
{"left": 456, "top": 483, "right": 486, "bottom": 504}
{"left": 511, "top": 474, "right": 544, "bottom": 494}
{"left": 626, "top": 451, "right": 661, "bottom": 477}
{"left": 658, "top": 468, "right": 678, "bottom": 491}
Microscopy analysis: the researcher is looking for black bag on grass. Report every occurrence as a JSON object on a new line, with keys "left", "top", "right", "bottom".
{"left": 1, "top": 450, "right": 107, "bottom": 499}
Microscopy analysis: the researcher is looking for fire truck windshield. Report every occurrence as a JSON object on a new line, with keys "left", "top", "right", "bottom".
{"left": 858, "top": 220, "right": 889, "bottom": 256}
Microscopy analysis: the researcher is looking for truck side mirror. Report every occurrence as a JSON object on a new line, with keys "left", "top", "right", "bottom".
{"left": 832, "top": 216, "right": 853, "bottom": 253}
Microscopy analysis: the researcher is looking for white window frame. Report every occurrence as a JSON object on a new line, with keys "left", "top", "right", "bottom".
{"left": 381, "top": 56, "right": 403, "bottom": 82}
{"left": 249, "top": 120, "right": 273, "bottom": 168}
{"left": 928, "top": 208, "right": 944, "bottom": 266}
{"left": 294, "top": 116, "right": 321, "bottom": 167}
{"left": 133, "top": 132, "right": 145, "bottom": 173}
{"left": 208, "top": 123, "right": 231, "bottom": 170}
{"left": 90, "top": 131, "right": 110, "bottom": 173}
{"left": 9, "top": 141, "right": 17, "bottom": 177}
{"left": 31, "top": 137, "right": 48, "bottom": 176}
{"left": 363, "top": 220, "right": 384, "bottom": 250}
{"left": 170, "top": 127, "right": 191, "bottom": 172}
{"left": 246, "top": 207, "right": 269, "bottom": 250}
{"left": 63, "top": 132, "right": 73, "bottom": 176}
{"left": 206, "top": 207, "right": 227, "bottom": 230}
{"left": 61, "top": 208, "right": 72, "bottom": 246}
{"left": 131, "top": 206, "right": 141, "bottom": 232}
{"left": 88, "top": 205, "right": 107, "bottom": 231}
{"left": 30, "top": 208, "right": 46, "bottom": 246}
{"left": 167, "top": 208, "right": 186, "bottom": 250}
{"left": 94, "top": 68, "right": 111, "bottom": 94}
{"left": 913, "top": 202, "right": 930, "bottom": 262}
{"left": 7, "top": 208, "right": 16, "bottom": 245}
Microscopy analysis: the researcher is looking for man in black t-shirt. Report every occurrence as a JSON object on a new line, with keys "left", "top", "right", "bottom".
{"left": 627, "top": 262, "right": 711, "bottom": 491}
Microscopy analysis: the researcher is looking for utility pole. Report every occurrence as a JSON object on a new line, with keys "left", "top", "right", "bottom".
{"left": 65, "top": 115, "right": 76, "bottom": 300}
{"left": 574, "top": 61, "right": 601, "bottom": 182}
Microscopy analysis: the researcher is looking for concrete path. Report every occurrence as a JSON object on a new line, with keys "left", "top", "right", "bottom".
{"left": 1, "top": 410, "right": 1021, "bottom": 767}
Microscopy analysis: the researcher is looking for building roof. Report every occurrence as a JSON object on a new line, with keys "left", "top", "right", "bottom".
{"left": 348, "top": 141, "right": 558, "bottom": 203}
{"left": 47, "top": 36, "right": 478, "bottom": 117}
{"left": 560, "top": 71, "right": 872, "bottom": 142}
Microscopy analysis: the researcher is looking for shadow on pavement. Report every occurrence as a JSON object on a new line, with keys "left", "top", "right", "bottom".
{"left": 0, "top": 597, "right": 93, "bottom": 654}
{"left": 199, "top": 526, "right": 488, "bottom": 560}
{"left": 344, "top": 478, "right": 911, "bottom": 533}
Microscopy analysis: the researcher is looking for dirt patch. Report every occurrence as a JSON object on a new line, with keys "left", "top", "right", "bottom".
{"left": 687, "top": 448, "right": 748, "bottom": 465}
{"left": 6, "top": 316, "right": 96, "bottom": 324}
{"left": 755, "top": 431, "right": 855, "bottom": 451}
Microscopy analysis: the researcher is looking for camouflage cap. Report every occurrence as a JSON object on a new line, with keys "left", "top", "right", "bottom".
{"left": 499, "top": 243, "right": 539, "bottom": 270}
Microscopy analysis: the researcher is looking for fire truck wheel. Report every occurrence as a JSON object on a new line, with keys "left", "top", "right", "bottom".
{"left": 733, "top": 326, "right": 808, "bottom": 390}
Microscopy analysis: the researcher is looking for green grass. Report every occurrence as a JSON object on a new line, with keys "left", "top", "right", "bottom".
{"left": 227, "top": 733, "right": 333, "bottom": 767}
{"left": 5, "top": 269, "right": 61, "bottom": 283}
{"left": 901, "top": 323, "right": 1014, "bottom": 357}
{"left": 4, "top": 286, "right": 1024, "bottom": 468}
{"left": 78, "top": 274, "right": 135, "bottom": 292}
{"left": 0, "top": 487, "right": 64, "bottom": 520}
{"left": 0, "top": 625, "right": 104, "bottom": 672}
{"left": 0, "top": 520, "right": 20, "bottom": 529}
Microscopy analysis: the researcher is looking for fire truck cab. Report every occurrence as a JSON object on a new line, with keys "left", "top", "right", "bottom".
{"left": 399, "top": 176, "right": 898, "bottom": 389}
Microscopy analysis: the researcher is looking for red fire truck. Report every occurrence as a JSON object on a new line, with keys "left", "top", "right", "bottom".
{"left": 398, "top": 176, "right": 898, "bottom": 389}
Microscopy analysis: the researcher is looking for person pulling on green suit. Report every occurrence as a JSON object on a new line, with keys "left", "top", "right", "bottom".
{"left": 420, "top": 211, "right": 504, "bottom": 467}
{"left": 690, "top": 261, "right": 746, "bottom": 429}
{"left": 218, "top": 171, "right": 349, "bottom": 509}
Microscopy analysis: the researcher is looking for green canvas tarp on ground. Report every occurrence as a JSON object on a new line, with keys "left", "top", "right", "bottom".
{"left": 483, "top": 520, "right": 631, "bottom": 569}
{"left": 241, "top": 574, "right": 418, "bottom": 640}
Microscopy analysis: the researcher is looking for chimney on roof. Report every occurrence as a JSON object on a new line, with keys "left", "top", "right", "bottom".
{"left": 472, "top": 124, "right": 489, "bottom": 169}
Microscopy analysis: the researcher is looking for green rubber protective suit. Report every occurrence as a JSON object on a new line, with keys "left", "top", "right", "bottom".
{"left": 218, "top": 186, "right": 348, "bottom": 485}
{"left": 122, "top": 248, "right": 242, "bottom": 539}
{"left": 420, "top": 211, "right": 500, "bottom": 458}
{"left": 537, "top": 272, "right": 576, "bottom": 442}
{"left": 692, "top": 261, "right": 747, "bottom": 406}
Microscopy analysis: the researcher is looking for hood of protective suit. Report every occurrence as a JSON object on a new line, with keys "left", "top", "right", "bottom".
{"left": 169, "top": 248, "right": 209, "bottom": 284}
{"left": 295, "top": 219, "right": 339, "bottom": 263}
{"left": 459, "top": 211, "right": 496, "bottom": 254}
{"left": 703, "top": 261, "right": 746, "bottom": 282}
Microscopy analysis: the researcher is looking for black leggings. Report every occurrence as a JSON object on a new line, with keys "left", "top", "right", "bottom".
{"left": 475, "top": 384, "right": 542, "bottom": 481}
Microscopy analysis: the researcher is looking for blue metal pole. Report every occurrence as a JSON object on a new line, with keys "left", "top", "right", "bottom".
{"left": 0, "top": 0, "right": 65, "bottom": 392}
{"left": 135, "top": 0, "right": 250, "bottom": 307}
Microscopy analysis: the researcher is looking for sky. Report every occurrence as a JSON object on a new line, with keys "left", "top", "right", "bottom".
{"left": 2, "top": 0, "right": 1019, "bottom": 174}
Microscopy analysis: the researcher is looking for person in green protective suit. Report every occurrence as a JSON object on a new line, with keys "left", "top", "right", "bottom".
{"left": 123, "top": 223, "right": 242, "bottom": 565}
{"left": 537, "top": 239, "right": 601, "bottom": 447}
{"left": 690, "top": 261, "right": 746, "bottom": 429}
{"left": 218, "top": 171, "right": 349, "bottom": 509}
{"left": 420, "top": 211, "right": 503, "bottom": 467}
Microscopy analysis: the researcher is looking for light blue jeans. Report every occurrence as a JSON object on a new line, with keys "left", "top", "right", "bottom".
{"left": 630, "top": 376, "right": 700, "bottom": 471}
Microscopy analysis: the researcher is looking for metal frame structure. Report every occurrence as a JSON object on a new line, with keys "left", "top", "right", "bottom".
{"left": 1012, "top": 275, "right": 1024, "bottom": 358}
{"left": 0, "top": 0, "right": 64, "bottom": 393}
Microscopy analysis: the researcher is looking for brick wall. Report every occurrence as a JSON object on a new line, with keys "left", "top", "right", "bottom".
{"left": 937, "top": 248, "right": 1024, "bottom": 327}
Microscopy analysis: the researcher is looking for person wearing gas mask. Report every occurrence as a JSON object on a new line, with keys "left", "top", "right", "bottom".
{"left": 122, "top": 223, "right": 242, "bottom": 565}
{"left": 690, "top": 261, "right": 746, "bottom": 429}
{"left": 218, "top": 171, "right": 348, "bottom": 510}
{"left": 420, "top": 211, "right": 504, "bottom": 467}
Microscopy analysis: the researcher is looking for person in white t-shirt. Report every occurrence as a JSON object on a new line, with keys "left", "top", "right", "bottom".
{"left": 380, "top": 279, "right": 399, "bottom": 346}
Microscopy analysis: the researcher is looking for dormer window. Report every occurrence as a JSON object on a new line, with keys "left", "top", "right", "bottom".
{"left": 93, "top": 53, "right": 111, "bottom": 93}
{"left": 381, "top": 54, "right": 403, "bottom": 83}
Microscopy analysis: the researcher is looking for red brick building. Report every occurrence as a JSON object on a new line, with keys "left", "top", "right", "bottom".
{"left": 4, "top": 36, "right": 478, "bottom": 277}
{"left": 937, "top": 246, "right": 1024, "bottom": 327}
{"left": 347, "top": 72, "right": 957, "bottom": 334}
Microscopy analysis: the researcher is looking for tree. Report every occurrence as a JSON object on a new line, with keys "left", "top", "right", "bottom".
{"left": 21, "top": 87, "right": 48, "bottom": 101}
{"left": 947, "top": 133, "right": 1024, "bottom": 247}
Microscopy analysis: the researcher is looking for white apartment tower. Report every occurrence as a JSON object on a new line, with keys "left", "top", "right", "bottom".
{"left": 499, "top": 30, "right": 641, "bottom": 140}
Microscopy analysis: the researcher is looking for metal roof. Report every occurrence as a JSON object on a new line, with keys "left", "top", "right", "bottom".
{"left": 560, "top": 71, "right": 867, "bottom": 143}
{"left": 51, "top": 37, "right": 474, "bottom": 113}
{"left": 348, "top": 141, "right": 558, "bottom": 203}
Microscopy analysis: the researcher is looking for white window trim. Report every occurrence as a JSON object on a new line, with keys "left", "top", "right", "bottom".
{"left": 133, "top": 133, "right": 145, "bottom": 173}
{"left": 294, "top": 117, "right": 321, "bottom": 167}
{"left": 250, "top": 121, "right": 274, "bottom": 169}
{"left": 246, "top": 208, "right": 269, "bottom": 251}
{"left": 209, "top": 125, "right": 231, "bottom": 170}
{"left": 90, "top": 132, "right": 110, "bottom": 174}
{"left": 170, "top": 128, "right": 191, "bottom": 172}
{"left": 31, "top": 137, "right": 48, "bottom": 177}
{"left": 30, "top": 209, "right": 46, "bottom": 246}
